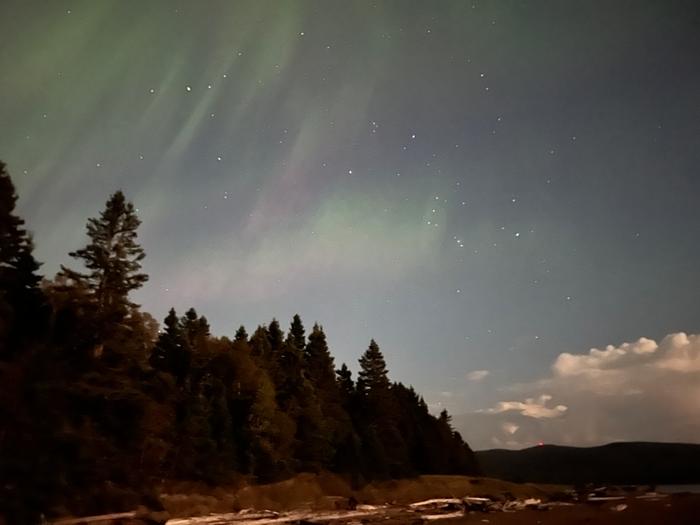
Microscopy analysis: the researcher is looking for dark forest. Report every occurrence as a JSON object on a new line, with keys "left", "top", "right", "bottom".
{"left": 0, "top": 161, "right": 478, "bottom": 522}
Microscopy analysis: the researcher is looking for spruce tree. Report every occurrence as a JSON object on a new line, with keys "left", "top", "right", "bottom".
{"left": 356, "top": 340, "right": 408, "bottom": 478}
{"left": 304, "top": 324, "right": 336, "bottom": 391}
{"left": 149, "top": 308, "right": 191, "bottom": 385}
{"left": 336, "top": 363, "right": 355, "bottom": 406}
{"left": 276, "top": 316, "right": 306, "bottom": 407}
{"left": 289, "top": 314, "right": 306, "bottom": 350}
{"left": 357, "top": 339, "right": 390, "bottom": 396}
{"left": 182, "top": 307, "right": 210, "bottom": 351}
{"left": 59, "top": 190, "right": 147, "bottom": 335}
{"left": 303, "top": 329, "right": 355, "bottom": 472}
{"left": 249, "top": 325, "right": 272, "bottom": 364}
{"left": 0, "top": 161, "right": 44, "bottom": 352}
{"left": 267, "top": 318, "right": 285, "bottom": 353}
{"left": 234, "top": 325, "right": 248, "bottom": 343}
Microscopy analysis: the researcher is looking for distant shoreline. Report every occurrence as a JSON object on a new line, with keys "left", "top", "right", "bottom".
{"left": 476, "top": 442, "right": 700, "bottom": 486}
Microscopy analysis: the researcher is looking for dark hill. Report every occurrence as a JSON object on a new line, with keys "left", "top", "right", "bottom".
{"left": 476, "top": 442, "right": 700, "bottom": 485}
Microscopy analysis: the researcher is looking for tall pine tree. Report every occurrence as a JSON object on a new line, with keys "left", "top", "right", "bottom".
{"left": 149, "top": 308, "right": 191, "bottom": 385}
{"left": 59, "top": 190, "right": 147, "bottom": 338}
{"left": 304, "top": 324, "right": 336, "bottom": 392}
{"left": 336, "top": 363, "right": 355, "bottom": 408}
{"left": 356, "top": 339, "right": 404, "bottom": 478}
{"left": 357, "top": 339, "right": 390, "bottom": 396}
{"left": 234, "top": 325, "right": 248, "bottom": 343}
{"left": 289, "top": 314, "right": 306, "bottom": 350}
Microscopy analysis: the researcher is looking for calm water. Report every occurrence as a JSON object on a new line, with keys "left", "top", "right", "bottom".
{"left": 657, "top": 484, "right": 700, "bottom": 494}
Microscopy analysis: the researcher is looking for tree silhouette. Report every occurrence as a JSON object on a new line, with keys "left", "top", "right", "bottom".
{"left": 336, "top": 363, "right": 355, "bottom": 404}
{"left": 357, "top": 339, "right": 390, "bottom": 396}
{"left": 234, "top": 325, "right": 248, "bottom": 343}
{"left": 150, "top": 308, "right": 191, "bottom": 385}
{"left": 59, "top": 190, "right": 147, "bottom": 336}
{"left": 0, "top": 161, "right": 44, "bottom": 354}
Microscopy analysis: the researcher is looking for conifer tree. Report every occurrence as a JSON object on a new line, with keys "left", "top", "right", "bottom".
{"left": 275, "top": 316, "right": 306, "bottom": 407}
{"left": 182, "top": 307, "right": 210, "bottom": 351}
{"left": 304, "top": 324, "right": 337, "bottom": 392}
{"left": 302, "top": 331, "right": 355, "bottom": 472}
{"left": 149, "top": 308, "right": 190, "bottom": 384}
{"left": 357, "top": 339, "right": 390, "bottom": 396}
{"left": 0, "top": 161, "right": 44, "bottom": 352}
{"left": 356, "top": 340, "right": 408, "bottom": 478}
{"left": 304, "top": 324, "right": 346, "bottom": 437}
{"left": 234, "top": 325, "right": 248, "bottom": 343}
{"left": 289, "top": 314, "right": 306, "bottom": 350}
{"left": 267, "top": 318, "right": 284, "bottom": 353}
{"left": 336, "top": 363, "right": 355, "bottom": 406}
{"left": 249, "top": 325, "right": 272, "bottom": 364}
{"left": 59, "top": 191, "right": 147, "bottom": 337}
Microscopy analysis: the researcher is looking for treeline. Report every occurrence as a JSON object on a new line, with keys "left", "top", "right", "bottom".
{"left": 0, "top": 161, "right": 477, "bottom": 522}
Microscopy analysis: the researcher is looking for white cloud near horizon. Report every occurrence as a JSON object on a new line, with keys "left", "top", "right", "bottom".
{"left": 466, "top": 369, "right": 490, "bottom": 381}
{"left": 478, "top": 394, "right": 568, "bottom": 419}
{"left": 501, "top": 422, "right": 520, "bottom": 435}
{"left": 456, "top": 332, "right": 700, "bottom": 449}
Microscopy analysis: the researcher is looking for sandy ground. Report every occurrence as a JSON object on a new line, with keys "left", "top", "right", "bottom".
{"left": 156, "top": 475, "right": 700, "bottom": 525}
{"left": 160, "top": 474, "right": 560, "bottom": 518}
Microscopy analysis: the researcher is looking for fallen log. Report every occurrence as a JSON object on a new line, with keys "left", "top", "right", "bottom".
{"left": 50, "top": 511, "right": 137, "bottom": 524}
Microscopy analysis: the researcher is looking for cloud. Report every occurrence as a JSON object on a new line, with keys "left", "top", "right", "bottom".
{"left": 502, "top": 422, "right": 520, "bottom": 435}
{"left": 456, "top": 332, "right": 700, "bottom": 449}
{"left": 552, "top": 337, "right": 657, "bottom": 377}
{"left": 479, "top": 394, "right": 567, "bottom": 419}
{"left": 466, "top": 369, "right": 490, "bottom": 381}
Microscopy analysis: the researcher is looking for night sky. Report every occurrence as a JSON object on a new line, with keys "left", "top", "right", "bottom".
{"left": 2, "top": 1, "right": 699, "bottom": 449}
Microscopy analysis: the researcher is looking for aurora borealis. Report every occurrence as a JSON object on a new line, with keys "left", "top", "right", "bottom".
{"left": 1, "top": 1, "right": 699, "bottom": 448}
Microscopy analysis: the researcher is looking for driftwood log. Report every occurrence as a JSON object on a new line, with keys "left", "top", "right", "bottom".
{"left": 49, "top": 506, "right": 168, "bottom": 525}
{"left": 50, "top": 512, "right": 137, "bottom": 524}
